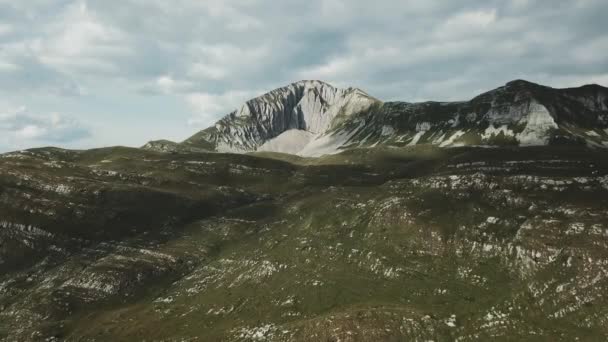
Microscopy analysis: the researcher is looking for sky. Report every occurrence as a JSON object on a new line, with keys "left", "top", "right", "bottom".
{"left": 0, "top": 0, "right": 607, "bottom": 152}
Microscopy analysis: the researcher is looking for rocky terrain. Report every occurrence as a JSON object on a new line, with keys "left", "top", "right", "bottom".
{"left": 145, "top": 80, "right": 608, "bottom": 156}
{"left": 2, "top": 80, "right": 608, "bottom": 341}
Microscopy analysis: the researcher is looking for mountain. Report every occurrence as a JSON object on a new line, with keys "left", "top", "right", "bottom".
{"left": 146, "top": 80, "right": 380, "bottom": 156}
{"left": 145, "top": 80, "right": 608, "bottom": 156}
{"left": 2, "top": 80, "right": 608, "bottom": 341}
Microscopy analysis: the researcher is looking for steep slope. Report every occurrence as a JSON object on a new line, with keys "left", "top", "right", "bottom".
{"left": 343, "top": 80, "right": 608, "bottom": 150}
{"left": 180, "top": 80, "right": 379, "bottom": 154}
{"left": 147, "top": 80, "right": 608, "bottom": 157}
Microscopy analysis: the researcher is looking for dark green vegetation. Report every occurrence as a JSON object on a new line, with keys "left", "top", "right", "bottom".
{"left": 1, "top": 144, "right": 608, "bottom": 341}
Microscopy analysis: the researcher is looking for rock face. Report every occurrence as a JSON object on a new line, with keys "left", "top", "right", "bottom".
{"left": 147, "top": 79, "right": 608, "bottom": 156}
{"left": 180, "top": 80, "right": 379, "bottom": 155}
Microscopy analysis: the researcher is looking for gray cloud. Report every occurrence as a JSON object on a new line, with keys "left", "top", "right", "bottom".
{"left": 0, "top": 0, "right": 606, "bottom": 150}
{"left": 0, "top": 106, "right": 91, "bottom": 151}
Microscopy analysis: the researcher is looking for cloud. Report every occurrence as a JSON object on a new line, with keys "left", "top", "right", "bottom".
{"left": 150, "top": 75, "right": 196, "bottom": 95}
{"left": 186, "top": 89, "right": 261, "bottom": 127}
{"left": 0, "top": 23, "right": 12, "bottom": 36}
{"left": 0, "top": 106, "right": 91, "bottom": 151}
{"left": 0, "top": 0, "right": 606, "bottom": 150}
{"left": 0, "top": 59, "right": 19, "bottom": 72}
{"left": 38, "top": 1, "right": 132, "bottom": 75}
{"left": 434, "top": 9, "right": 498, "bottom": 39}
{"left": 571, "top": 36, "right": 608, "bottom": 65}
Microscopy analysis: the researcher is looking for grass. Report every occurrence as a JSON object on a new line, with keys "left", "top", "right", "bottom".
{"left": 1, "top": 145, "right": 608, "bottom": 340}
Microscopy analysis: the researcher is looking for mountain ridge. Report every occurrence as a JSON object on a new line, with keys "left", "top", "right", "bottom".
{"left": 144, "top": 79, "right": 608, "bottom": 156}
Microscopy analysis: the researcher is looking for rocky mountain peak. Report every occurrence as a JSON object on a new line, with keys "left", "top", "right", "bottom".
{"left": 181, "top": 80, "right": 379, "bottom": 154}
{"left": 145, "top": 80, "right": 608, "bottom": 156}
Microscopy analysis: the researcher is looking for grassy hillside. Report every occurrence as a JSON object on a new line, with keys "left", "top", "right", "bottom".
{"left": 1, "top": 145, "right": 608, "bottom": 341}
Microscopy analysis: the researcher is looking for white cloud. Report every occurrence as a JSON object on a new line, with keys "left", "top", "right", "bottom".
{"left": 571, "top": 36, "right": 608, "bottom": 64}
{"left": 0, "top": 60, "right": 20, "bottom": 72}
{"left": 434, "top": 9, "right": 498, "bottom": 39}
{"left": 0, "top": 0, "right": 606, "bottom": 150}
{"left": 15, "top": 124, "right": 46, "bottom": 139}
{"left": 197, "top": 0, "right": 264, "bottom": 32}
{"left": 0, "top": 23, "right": 12, "bottom": 36}
{"left": 533, "top": 73, "right": 608, "bottom": 89}
{"left": 156, "top": 75, "right": 176, "bottom": 94}
{"left": 0, "top": 106, "right": 90, "bottom": 151}
{"left": 185, "top": 42, "right": 271, "bottom": 82}
{"left": 38, "top": 1, "right": 132, "bottom": 74}
{"left": 155, "top": 75, "right": 196, "bottom": 94}
{"left": 187, "top": 63, "right": 226, "bottom": 80}
{"left": 186, "top": 90, "right": 260, "bottom": 127}
{"left": 510, "top": 0, "right": 531, "bottom": 9}
{"left": 296, "top": 56, "right": 359, "bottom": 81}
